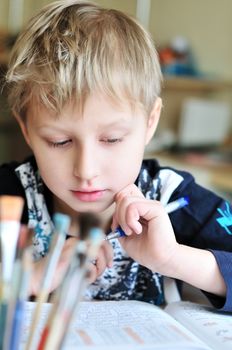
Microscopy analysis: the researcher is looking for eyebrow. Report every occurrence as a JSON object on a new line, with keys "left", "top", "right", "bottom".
{"left": 37, "top": 119, "right": 133, "bottom": 132}
{"left": 98, "top": 120, "right": 133, "bottom": 129}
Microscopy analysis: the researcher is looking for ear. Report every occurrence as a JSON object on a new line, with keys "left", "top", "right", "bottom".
{"left": 14, "top": 113, "right": 32, "bottom": 147}
{"left": 145, "top": 97, "right": 162, "bottom": 145}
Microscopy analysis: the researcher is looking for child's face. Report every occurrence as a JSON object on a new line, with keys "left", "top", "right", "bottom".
{"left": 19, "top": 92, "right": 160, "bottom": 214}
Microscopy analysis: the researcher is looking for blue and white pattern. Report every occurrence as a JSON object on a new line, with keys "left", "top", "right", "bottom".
{"left": 15, "top": 160, "right": 184, "bottom": 304}
{"left": 15, "top": 162, "right": 54, "bottom": 261}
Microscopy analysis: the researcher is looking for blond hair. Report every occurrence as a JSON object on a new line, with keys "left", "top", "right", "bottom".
{"left": 6, "top": 0, "right": 162, "bottom": 119}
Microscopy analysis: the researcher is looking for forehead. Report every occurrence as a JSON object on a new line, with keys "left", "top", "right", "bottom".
{"left": 27, "top": 92, "right": 147, "bottom": 126}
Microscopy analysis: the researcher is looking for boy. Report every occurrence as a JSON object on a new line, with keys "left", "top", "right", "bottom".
{"left": 1, "top": 0, "right": 232, "bottom": 310}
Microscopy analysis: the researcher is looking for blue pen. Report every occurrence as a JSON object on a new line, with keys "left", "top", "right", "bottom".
{"left": 105, "top": 226, "right": 125, "bottom": 241}
{"left": 105, "top": 196, "right": 189, "bottom": 241}
{"left": 165, "top": 196, "right": 189, "bottom": 214}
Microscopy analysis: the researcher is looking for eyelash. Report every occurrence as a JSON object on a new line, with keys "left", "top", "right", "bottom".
{"left": 49, "top": 138, "right": 122, "bottom": 148}
{"left": 101, "top": 138, "right": 122, "bottom": 144}
{"left": 50, "top": 140, "right": 72, "bottom": 148}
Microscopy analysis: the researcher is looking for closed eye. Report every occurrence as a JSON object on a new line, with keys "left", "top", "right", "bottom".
{"left": 100, "top": 138, "right": 122, "bottom": 144}
{"left": 50, "top": 139, "right": 72, "bottom": 148}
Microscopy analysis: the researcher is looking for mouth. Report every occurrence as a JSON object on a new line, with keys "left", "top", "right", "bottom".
{"left": 71, "top": 190, "right": 106, "bottom": 202}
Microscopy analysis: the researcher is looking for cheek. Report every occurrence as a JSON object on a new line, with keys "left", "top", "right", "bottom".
{"left": 34, "top": 151, "right": 69, "bottom": 189}
{"left": 109, "top": 142, "right": 144, "bottom": 188}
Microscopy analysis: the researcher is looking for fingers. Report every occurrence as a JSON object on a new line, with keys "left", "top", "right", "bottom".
{"left": 94, "top": 241, "right": 113, "bottom": 272}
{"left": 87, "top": 263, "right": 98, "bottom": 284}
{"left": 113, "top": 184, "right": 167, "bottom": 237}
{"left": 58, "top": 237, "right": 77, "bottom": 269}
{"left": 112, "top": 184, "right": 144, "bottom": 235}
{"left": 115, "top": 184, "right": 144, "bottom": 202}
{"left": 31, "top": 238, "right": 113, "bottom": 292}
{"left": 101, "top": 240, "right": 114, "bottom": 267}
{"left": 113, "top": 184, "right": 144, "bottom": 235}
{"left": 87, "top": 241, "right": 114, "bottom": 283}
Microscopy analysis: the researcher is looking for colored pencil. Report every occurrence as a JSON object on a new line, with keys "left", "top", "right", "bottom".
{"left": 9, "top": 247, "right": 33, "bottom": 350}
{"left": 25, "top": 213, "right": 70, "bottom": 350}
{"left": 0, "top": 195, "right": 24, "bottom": 350}
{"left": 38, "top": 213, "right": 104, "bottom": 350}
{"left": 3, "top": 225, "right": 31, "bottom": 350}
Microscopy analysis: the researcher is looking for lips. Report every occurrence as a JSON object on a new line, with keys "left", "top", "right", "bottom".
{"left": 71, "top": 190, "right": 105, "bottom": 202}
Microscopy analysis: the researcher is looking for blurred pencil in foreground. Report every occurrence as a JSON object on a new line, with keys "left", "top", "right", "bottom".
{"left": 38, "top": 213, "right": 104, "bottom": 350}
{"left": 0, "top": 195, "right": 24, "bottom": 350}
{"left": 25, "top": 213, "right": 71, "bottom": 350}
{"left": 4, "top": 225, "right": 33, "bottom": 350}
{"left": 9, "top": 247, "right": 33, "bottom": 350}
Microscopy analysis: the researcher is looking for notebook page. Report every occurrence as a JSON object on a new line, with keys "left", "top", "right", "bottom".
{"left": 19, "top": 300, "right": 211, "bottom": 350}
{"left": 165, "top": 301, "right": 232, "bottom": 350}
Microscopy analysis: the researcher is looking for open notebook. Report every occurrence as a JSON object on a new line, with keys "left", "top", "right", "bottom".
{"left": 19, "top": 299, "right": 232, "bottom": 350}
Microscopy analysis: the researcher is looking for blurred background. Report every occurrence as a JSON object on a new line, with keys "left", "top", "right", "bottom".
{"left": 0, "top": 0, "right": 232, "bottom": 199}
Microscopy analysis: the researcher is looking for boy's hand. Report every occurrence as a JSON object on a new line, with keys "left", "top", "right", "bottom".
{"left": 112, "top": 184, "right": 179, "bottom": 275}
{"left": 87, "top": 240, "right": 114, "bottom": 284}
{"left": 30, "top": 237, "right": 78, "bottom": 296}
{"left": 30, "top": 237, "right": 113, "bottom": 295}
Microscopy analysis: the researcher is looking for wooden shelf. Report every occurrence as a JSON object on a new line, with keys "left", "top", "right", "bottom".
{"left": 163, "top": 76, "right": 232, "bottom": 92}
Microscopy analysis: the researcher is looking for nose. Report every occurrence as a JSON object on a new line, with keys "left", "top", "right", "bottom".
{"left": 73, "top": 143, "right": 99, "bottom": 182}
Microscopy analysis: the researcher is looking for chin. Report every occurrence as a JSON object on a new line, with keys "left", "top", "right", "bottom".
{"left": 70, "top": 200, "right": 112, "bottom": 214}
